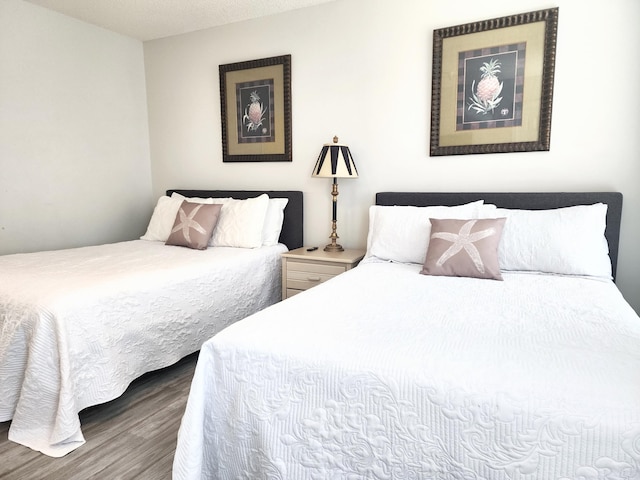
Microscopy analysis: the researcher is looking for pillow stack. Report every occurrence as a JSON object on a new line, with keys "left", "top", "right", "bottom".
{"left": 364, "top": 201, "right": 612, "bottom": 281}
{"left": 140, "top": 193, "right": 288, "bottom": 250}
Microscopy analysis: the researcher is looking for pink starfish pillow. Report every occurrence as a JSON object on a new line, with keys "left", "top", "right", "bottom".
{"left": 166, "top": 201, "right": 223, "bottom": 250}
{"left": 421, "top": 217, "right": 506, "bottom": 280}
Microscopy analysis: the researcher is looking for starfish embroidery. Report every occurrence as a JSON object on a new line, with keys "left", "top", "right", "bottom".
{"left": 432, "top": 220, "right": 496, "bottom": 273}
{"left": 171, "top": 204, "right": 207, "bottom": 243}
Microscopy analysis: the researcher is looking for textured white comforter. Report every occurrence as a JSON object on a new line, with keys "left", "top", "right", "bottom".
{"left": 0, "top": 240, "right": 286, "bottom": 456}
{"left": 173, "top": 261, "right": 640, "bottom": 480}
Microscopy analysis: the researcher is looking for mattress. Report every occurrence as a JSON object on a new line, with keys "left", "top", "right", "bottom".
{"left": 0, "top": 240, "right": 286, "bottom": 457}
{"left": 173, "top": 260, "right": 640, "bottom": 479}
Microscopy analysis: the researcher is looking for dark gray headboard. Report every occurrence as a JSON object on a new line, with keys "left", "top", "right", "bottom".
{"left": 376, "top": 192, "right": 623, "bottom": 280}
{"left": 167, "top": 190, "right": 303, "bottom": 250}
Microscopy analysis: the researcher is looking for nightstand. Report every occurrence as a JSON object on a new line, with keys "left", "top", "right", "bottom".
{"left": 281, "top": 247, "right": 366, "bottom": 300}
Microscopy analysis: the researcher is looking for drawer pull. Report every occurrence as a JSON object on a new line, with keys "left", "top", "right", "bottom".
{"left": 307, "top": 276, "right": 321, "bottom": 282}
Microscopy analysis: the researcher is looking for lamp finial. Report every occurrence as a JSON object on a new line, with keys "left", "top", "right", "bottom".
{"left": 333, "top": 135, "right": 339, "bottom": 144}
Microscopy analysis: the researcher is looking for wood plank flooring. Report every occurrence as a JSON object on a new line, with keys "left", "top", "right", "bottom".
{"left": 0, "top": 352, "right": 199, "bottom": 480}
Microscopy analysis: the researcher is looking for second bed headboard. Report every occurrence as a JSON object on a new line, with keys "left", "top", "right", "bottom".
{"left": 167, "top": 189, "right": 303, "bottom": 250}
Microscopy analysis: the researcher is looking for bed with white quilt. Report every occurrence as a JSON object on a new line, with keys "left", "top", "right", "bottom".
{"left": 0, "top": 189, "right": 303, "bottom": 457}
{"left": 173, "top": 192, "right": 640, "bottom": 480}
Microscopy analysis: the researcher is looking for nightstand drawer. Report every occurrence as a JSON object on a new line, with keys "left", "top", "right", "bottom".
{"left": 286, "top": 261, "right": 346, "bottom": 277}
{"left": 286, "top": 288, "right": 303, "bottom": 298}
{"left": 286, "top": 269, "right": 343, "bottom": 291}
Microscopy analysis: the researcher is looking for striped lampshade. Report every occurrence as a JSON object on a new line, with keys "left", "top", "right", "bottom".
{"left": 312, "top": 136, "right": 358, "bottom": 178}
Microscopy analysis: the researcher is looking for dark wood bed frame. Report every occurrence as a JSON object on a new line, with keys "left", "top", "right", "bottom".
{"left": 376, "top": 192, "right": 623, "bottom": 281}
{"left": 167, "top": 189, "right": 304, "bottom": 250}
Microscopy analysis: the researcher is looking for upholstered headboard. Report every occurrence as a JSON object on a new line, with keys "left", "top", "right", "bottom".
{"left": 376, "top": 192, "right": 623, "bottom": 280}
{"left": 167, "top": 190, "right": 303, "bottom": 250}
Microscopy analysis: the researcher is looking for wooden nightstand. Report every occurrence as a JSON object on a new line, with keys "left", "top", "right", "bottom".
{"left": 281, "top": 247, "right": 366, "bottom": 300}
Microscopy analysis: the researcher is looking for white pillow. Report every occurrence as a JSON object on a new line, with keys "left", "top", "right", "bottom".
{"left": 171, "top": 192, "right": 217, "bottom": 204}
{"left": 487, "top": 203, "right": 612, "bottom": 278}
{"left": 365, "top": 201, "right": 485, "bottom": 264}
{"left": 262, "top": 198, "right": 289, "bottom": 246}
{"left": 140, "top": 195, "right": 183, "bottom": 242}
{"left": 210, "top": 194, "right": 270, "bottom": 248}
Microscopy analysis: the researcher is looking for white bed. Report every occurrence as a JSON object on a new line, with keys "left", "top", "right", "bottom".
{"left": 173, "top": 192, "right": 640, "bottom": 480}
{"left": 0, "top": 189, "right": 303, "bottom": 457}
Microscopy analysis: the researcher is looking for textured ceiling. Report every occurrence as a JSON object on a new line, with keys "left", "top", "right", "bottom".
{"left": 24, "top": 0, "right": 336, "bottom": 41}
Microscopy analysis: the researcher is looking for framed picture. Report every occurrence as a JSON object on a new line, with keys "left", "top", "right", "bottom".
{"left": 219, "top": 55, "right": 292, "bottom": 162}
{"left": 430, "top": 8, "right": 559, "bottom": 156}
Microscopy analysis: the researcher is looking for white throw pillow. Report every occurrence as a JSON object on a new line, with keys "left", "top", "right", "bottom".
{"left": 365, "top": 201, "right": 485, "bottom": 264}
{"left": 488, "top": 203, "right": 612, "bottom": 278}
{"left": 262, "top": 198, "right": 289, "bottom": 246}
{"left": 171, "top": 192, "right": 217, "bottom": 204}
{"left": 210, "top": 194, "right": 270, "bottom": 248}
{"left": 140, "top": 195, "right": 184, "bottom": 242}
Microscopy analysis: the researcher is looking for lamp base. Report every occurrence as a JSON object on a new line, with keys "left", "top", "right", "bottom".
{"left": 324, "top": 179, "right": 344, "bottom": 253}
{"left": 323, "top": 243, "right": 344, "bottom": 252}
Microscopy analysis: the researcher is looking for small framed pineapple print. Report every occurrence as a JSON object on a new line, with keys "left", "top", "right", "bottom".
{"left": 430, "top": 8, "right": 558, "bottom": 156}
{"left": 219, "top": 55, "right": 292, "bottom": 162}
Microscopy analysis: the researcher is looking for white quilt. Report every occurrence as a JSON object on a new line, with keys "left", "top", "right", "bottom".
{"left": 174, "top": 261, "right": 640, "bottom": 480}
{"left": 0, "top": 240, "right": 286, "bottom": 457}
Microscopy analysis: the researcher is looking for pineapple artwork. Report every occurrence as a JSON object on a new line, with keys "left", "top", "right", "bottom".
{"left": 469, "top": 58, "right": 503, "bottom": 115}
{"left": 236, "top": 79, "right": 275, "bottom": 143}
{"left": 244, "top": 90, "right": 267, "bottom": 132}
{"left": 458, "top": 45, "right": 524, "bottom": 130}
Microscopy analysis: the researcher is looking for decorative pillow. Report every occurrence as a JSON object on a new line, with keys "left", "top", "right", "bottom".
{"left": 210, "top": 194, "right": 270, "bottom": 248}
{"left": 365, "top": 201, "right": 485, "bottom": 264}
{"left": 262, "top": 198, "right": 289, "bottom": 246}
{"left": 140, "top": 195, "right": 184, "bottom": 242}
{"left": 165, "top": 202, "right": 222, "bottom": 250}
{"left": 486, "top": 203, "right": 612, "bottom": 278}
{"left": 420, "top": 218, "right": 506, "bottom": 280}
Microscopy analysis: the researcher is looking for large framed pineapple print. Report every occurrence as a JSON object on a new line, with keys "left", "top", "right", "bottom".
{"left": 430, "top": 8, "right": 558, "bottom": 156}
{"left": 219, "top": 55, "right": 292, "bottom": 162}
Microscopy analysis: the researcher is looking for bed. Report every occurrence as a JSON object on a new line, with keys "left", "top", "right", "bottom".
{"left": 0, "top": 189, "right": 303, "bottom": 457}
{"left": 173, "top": 192, "right": 640, "bottom": 480}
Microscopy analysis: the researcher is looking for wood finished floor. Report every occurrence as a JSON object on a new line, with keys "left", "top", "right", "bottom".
{"left": 0, "top": 352, "right": 198, "bottom": 480}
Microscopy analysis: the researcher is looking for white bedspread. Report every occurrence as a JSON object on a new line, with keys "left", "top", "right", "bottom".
{"left": 173, "top": 261, "right": 640, "bottom": 480}
{"left": 0, "top": 240, "right": 286, "bottom": 457}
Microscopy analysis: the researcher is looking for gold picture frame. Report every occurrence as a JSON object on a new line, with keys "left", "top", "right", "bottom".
{"left": 430, "top": 8, "right": 558, "bottom": 156}
{"left": 219, "top": 55, "right": 292, "bottom": 162}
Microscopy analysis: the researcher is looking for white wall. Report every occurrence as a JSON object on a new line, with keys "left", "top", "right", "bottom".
{"left": 1, "top": 0, "right": 636, "bottom": 312}
{"left": 144, "top": 0, "right": 640, "bottom": 312}
{"left": 0, "top": 0, "right": 151, "bottom": 254}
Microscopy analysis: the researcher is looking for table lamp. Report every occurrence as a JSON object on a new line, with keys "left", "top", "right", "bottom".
{"left": 311, "top": 136, "right": 358, "bottom": 252}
